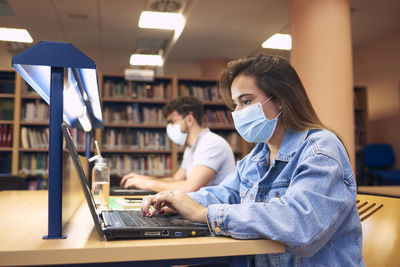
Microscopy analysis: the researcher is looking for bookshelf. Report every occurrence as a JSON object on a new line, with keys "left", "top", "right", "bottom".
{"left": 98, "top": 75, "right": 249, "bottom": 177}
{"left": 0, "top": 71, "right": 15, "bottom": 174}
{"left": 177, "top": 78, "right": 245, "bottom": 156}
{"left": 2, "top": 71, "right": 250, "bottom": 187}
{"left": 99, "top": 75, "right": 174, "bottom": 177}
{"left": 0, "top": 73, "right": 89, "bottom": 189}
{"left": 354, "top": 86, "right": 368, "bottom": 185}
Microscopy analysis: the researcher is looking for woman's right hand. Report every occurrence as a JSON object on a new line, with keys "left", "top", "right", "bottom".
{"left": 141, "top": 190, "right": 208, "bottom": 224}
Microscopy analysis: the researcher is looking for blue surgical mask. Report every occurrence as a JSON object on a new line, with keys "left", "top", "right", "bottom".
{"left": 231, "top": 96, "right": 281, "bottom": 143}
{"left": 166, "top": 121, "right": 188, "bottom": 145}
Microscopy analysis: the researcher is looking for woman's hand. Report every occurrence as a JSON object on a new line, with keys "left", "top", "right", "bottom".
{"left": 141, "top": 190, "right": 208, "bottom": 224}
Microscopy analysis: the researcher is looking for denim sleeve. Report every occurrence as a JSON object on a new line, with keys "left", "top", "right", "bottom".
{"left": 188, "top": 170, "right": 241, "bottom": 206}
{"left": 206, "top": 153, "right": 356, "bottom": 257}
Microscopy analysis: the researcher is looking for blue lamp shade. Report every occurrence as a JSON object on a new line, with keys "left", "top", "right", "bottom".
{"left": 12, "top": 41, "right": 103, "bottom": 130}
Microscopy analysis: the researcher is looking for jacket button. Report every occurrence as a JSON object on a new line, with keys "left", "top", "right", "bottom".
{"left": 214, "top": 226, "right": 222, "bottom": 233}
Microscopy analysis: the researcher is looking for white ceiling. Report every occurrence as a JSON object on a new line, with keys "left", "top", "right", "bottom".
{"left": 0, "top": 0, "right": 399, "bottom": 73}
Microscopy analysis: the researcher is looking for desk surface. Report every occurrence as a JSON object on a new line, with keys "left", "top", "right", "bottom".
{"left": 0, "top": 191, "right": 284, "bottom": 266}
{"left": 358, "top": 186, "right": 400, "bottom": 197}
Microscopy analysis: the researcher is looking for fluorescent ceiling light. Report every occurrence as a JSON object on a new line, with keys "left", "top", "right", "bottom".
{"left": 138, "top": 11, "right": 184, "bottom": 30}
{"left": 0, "top": 27, "right": 33, "bottom": 43}
{"left": 262, "top": 33, "right": 292, "bottom": 50}
{"left": 130, "top": 54, "right": 164, "bottom": 66}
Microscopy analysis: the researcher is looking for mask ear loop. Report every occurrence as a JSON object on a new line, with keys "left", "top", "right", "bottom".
{"left": 275, "top": 110, "right": 282, "bottom": 119}
{"left": 181, "top": 115, "right": 190, "bottom": 134}
{"left": 261, "top": 95, "right": 274, "bottom": 106}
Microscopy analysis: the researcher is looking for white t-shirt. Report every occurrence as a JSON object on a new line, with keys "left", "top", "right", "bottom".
{"left": 181, "top": 128, "right": 236, "bottom": 186}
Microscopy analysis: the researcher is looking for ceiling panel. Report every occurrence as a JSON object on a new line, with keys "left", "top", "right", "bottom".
{"left": 8, "top": 0, "right": 64, "bottom": 41}
{"left": 168, "top": 0, "right": 290, "bottom": 61}
{"left": 1, "top": 0, "right": 399, "bottom": 72}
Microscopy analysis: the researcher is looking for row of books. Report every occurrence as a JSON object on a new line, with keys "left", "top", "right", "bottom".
{"left": 20, "top": 127, "right": 49, "bottom": 149}
{"left": 0, "top": 124, "right": 13, "bottom": 147}
{"left": 106, "top": 154, "right": 172, "bottom": 176}
{"left": 26, "top": 177, "right": 47, "bottom": 190}
{"left": 20, "top": 127, "right": 87, "bottom": 150}
{"left": 354, "top": 112, "right": 366, "bottom": 130}
{"left": 102, "top": 129, "right": 171, "bottom": 150}
{"left": 103, "top": 79, "right": 172, "bottom": 100}
{"left": 21, "top": 100, "right": 49, "bottom": 122}
{"left": 0, "top": 154, "right": 11, "bottom": 173}
{"left": 21, "top": 81, "right": 36, "bottom": 96}
{"left": 203, "top": 109, "right": 233, "bottom": 125}
{"left": 103, "top": 104, "right": 165, "bottom": 124}
{"left": 68, "top": 127, "right": 89, "bottom": 150}
{"left": 0, "top": 99, "right": 14, "bottom": 120}
{"left": 178, "top": 83, "right": 223, "bottom": 102}
{"left": 19, "top": 153, "right": 48, "bottom": 176}
{"left": 0, "top": 75, "right": 14, "bottom": 94}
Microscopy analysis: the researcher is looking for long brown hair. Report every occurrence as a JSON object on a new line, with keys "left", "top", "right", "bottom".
{"left": 219, "top": 54, "right": 326, "bottom": 132}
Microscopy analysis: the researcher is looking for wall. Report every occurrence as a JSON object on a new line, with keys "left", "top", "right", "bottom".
{"left": 353, "top": 28, "right": 400, "bottom": 168}
{"left": 164, "top": 60, "right": 202, "bottom": 78}
{"left": 0, "top": 43, "right": 13, "bottom": 70}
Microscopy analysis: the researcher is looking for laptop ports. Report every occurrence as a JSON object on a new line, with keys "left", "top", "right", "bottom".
{"left": 174, "top": 231, "right": 183, "bottom": 237}
{"left": 144, "top": 231, "right": 161, "bottom": 236}
{"left": 162, "top": 230, "right": 169, "bottom": 237}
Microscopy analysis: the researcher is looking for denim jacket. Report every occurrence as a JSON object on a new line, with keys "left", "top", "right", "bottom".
{"left": 189, "top": 129, "right": 365, "bottom": 266}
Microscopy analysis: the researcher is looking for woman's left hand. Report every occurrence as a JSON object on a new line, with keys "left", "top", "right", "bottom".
{"left": 141, "top": 190, "right": 208, "bottom": 224}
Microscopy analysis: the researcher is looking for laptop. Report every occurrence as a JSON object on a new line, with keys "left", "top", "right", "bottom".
{"left": 61, "top": 123, "right": 210, "bottom": 241}
{"left": 110, "top": 186, "right": 155, "bottom": 196}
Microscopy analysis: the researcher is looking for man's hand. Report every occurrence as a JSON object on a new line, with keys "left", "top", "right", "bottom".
{"left": 120, "top": 172, "right": 153, "bottom": 189}
{"left": 141, "top": 190, "right": 207, "bottom": 224}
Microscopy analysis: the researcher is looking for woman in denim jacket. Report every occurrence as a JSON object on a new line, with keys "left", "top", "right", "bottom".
{"left": 142, "top": 54, "right": 365, "bottom": 266}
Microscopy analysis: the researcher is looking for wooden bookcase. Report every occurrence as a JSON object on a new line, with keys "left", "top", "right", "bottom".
{"left": 0, "top": 70, "right": 15, "bottom": 175}
{"left": 97, "top": 74, "right": 249, "bottom": 177}
{"left": 1, "top": 71, "right": 250, "bottom": 187}
{"left": 354, "top": 86, "right": 368, "bottom": 185}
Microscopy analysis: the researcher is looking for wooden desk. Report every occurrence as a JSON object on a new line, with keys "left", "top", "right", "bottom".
{"left": 0, "top": 191, "right": 285, "bottom": 266}
{"left": 358, "top": 186, "right": 400, "bottom": 197}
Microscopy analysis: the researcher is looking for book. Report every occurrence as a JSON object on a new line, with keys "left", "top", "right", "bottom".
{"left": 0, "top": 99, "right": 14, "bottom": 120}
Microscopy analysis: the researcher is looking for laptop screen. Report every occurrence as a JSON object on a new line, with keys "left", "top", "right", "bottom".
{"left": 61, "top": 123, "right": 104, "bottom": 237}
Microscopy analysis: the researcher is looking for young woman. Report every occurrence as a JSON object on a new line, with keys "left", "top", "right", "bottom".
{"left": 141, "top": 55, "right": 364, "bottom": 266}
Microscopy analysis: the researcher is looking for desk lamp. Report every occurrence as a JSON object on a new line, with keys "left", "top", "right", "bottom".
{"left": 12, "top": 41, "right": 103, "bottom": 239}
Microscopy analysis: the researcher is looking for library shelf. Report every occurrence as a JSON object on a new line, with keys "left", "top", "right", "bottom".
{"left": 0, "top": 93, "right": 14, "bottom": 98}
{"left": 102, "top": 97, "right": 169, "bottom": 104}
{"left": 103, "top": 123, "right": 166, "bottom": 128}
{"left": 354, "top": 86, "right": 368, "bottom": 185}
{"left": 19, "top": 148, "right": 49, "bottom": 152}
{"left": 20, "top": 121, "right": 49, "bottom": 126}
{"left": 21, "top": 94, "right": 42, "bottom": 99}
{"left": 101, "top": 148, "right": 172, "bottom": 154}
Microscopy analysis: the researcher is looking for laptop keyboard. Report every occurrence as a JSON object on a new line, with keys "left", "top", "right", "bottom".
{"left": 104, "top": 210, "right": 184, "bottom": 227}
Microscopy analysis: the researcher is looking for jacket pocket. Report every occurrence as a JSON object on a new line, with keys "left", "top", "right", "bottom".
{"left": 267, "top": 179, "right": 290, "bottom": 201}
{"left": 239, "top": 179, "right": 252, "bottom": 199}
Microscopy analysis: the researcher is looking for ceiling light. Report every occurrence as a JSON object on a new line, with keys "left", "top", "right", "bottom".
{"left": 0, "top": 27, "right": 33, "bottom": 43}
{"left": 138, "top": 11, "right": 184, "bottom": 30}
{"left": 262, "top": 33, "right": 292, "bottom": 50}
{"left": 130, "top": 54, "right": 164, "bottom": 66}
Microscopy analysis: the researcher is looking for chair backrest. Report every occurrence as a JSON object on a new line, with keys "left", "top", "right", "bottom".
{"left": 363, "top": 144, "right": 395, "bottom": 168}
{"left": 357, "top": 194, "right": 400, "bottom": 266}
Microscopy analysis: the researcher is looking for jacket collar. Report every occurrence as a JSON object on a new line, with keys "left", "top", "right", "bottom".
{"left": 250, "top": 129, "right": 309, "bottom": 162}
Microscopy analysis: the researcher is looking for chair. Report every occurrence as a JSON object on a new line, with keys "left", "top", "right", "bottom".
{"left": 357, "top": 194, "right": 400, "bottom": 266}
{"left": 363, "top": 144, "right": 400, "bottom": 185}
